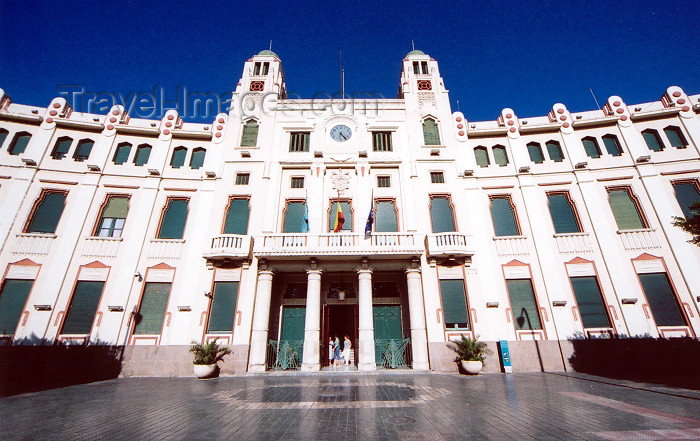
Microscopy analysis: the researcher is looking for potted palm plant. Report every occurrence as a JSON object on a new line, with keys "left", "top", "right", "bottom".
{"left": 447, "top": 335, "right": 492, "bottom": 375}
{"left": 189, "top": 340, "right": 231, "bottom": 378}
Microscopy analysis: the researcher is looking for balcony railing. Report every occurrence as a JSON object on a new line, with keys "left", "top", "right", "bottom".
{"left": 254, "top": 233, "right": 423, "bottom": 257}
{"left": 618, "top": 229, "right": 661, "bottom": 251}
{"left": 425, "top": 233, "right": 474, "bottom": 257}
{"left": 81, "top": 236, "right": 122, "bottom": 258}
{"left": 203, "top": 234, "right": 253, "bottom": 260}
{"left": 554, "top": 232, "right": 593, "bottom": 255}
{"left": 11, "top": 233, "right": 56, "bottom": 256}
{"left": 493, "top": 236, "right": 528, "bottom": 257}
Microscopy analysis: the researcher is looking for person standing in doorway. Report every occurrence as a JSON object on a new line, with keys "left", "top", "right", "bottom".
{"left": 328, "top": 337, "right": 334, "bottom": 367}
{"left": 333, "top": 335, "right": 341, "bottom": 366}
{"left": 343, "top": 335, "right": 352, "bottom": 366}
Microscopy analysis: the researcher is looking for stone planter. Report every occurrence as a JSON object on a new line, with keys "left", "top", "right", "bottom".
{"left": 460, "top": 360, "right": 483, "bottom": 375}
{"left": 193, "top": 364, "right": 217, "bottom": 379}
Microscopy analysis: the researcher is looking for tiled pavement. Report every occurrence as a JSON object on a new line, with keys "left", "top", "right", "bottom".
{"left": 2, "top": 372, "right": 700, "bottom": 440}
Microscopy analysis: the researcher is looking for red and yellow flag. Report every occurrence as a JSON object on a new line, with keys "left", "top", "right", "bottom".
{"left": 333, "top": 201, "right": 345, "bottom": 232}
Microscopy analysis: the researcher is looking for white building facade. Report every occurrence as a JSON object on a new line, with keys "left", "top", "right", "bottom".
{"left": 0, "top": 50, "right": 699, "bottom": 375}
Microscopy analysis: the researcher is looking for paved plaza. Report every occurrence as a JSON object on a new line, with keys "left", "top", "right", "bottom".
{"left": 2, "top": 372, "right": 700, "bottom": 440}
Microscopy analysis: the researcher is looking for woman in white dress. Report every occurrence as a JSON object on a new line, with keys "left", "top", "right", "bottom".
{"left": 342, "top": 335, "right": 352, "bottom": 366}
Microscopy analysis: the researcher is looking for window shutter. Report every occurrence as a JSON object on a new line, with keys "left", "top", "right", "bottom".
{"left": 664, "top": 127, "right": 687, "bottom": 148}
{"left": 602, "top": 136, "right": 622, "bottom": 156}
{"left": 61, "top": 281, "right": 104, "bottom": 334}
{"left": 113, "top": 144, "right": 131, "bottom": 164}
{"left": 527, "top": 144, "right": 544, "bottom": 163}
{"left": 0, "top": 280, "right": 33, "bottom": 335}
{"left": 493, "top": 146, "right": 509, "bottom": 166}
{"left": 283, "top": 201, "right": 306, "bottom": 233}
{"left": 158, "top": 199, "right": 189, "bottom": 239}
{"left": 170, "top": 148, "right": 186, "bottom": 168}
{"left": 638, "top": 273, "right": 685, "bottom": 327}
{"left": 430, "top": 196, "right": 455, "bottom": 233}
{"left": 27, "top": 192, "right": 67, "bottom": 234}
{"left": 375, "top": 201, "right": 398, "bottom": 232}
{"left": 224, "top": 199, "right": 250, "bottom": 235}
{"left": 506, "top": 279, "right": 542, "bottom": 330}
{"left": 241, "top": 121, "right": 259, "bottom": 147}
{"left": 422, "top": 119, "right": 440, "bottom": 145}
{"left": 490, "top": 197, "right": 519, "bottom": 236}
{"left": 303, "top": 133, "right": 310, "bottom": 151}
{"left": 439, "top": 280, "right": 470, "bottom": 328}
{"left": 570, "top": 277, "right": 611, "bottom": 329}
{"left": 189, "top": 149, "right": 205, "bottom": 169}
{"left": 10, "top": 134, "right": 31, "bottom": 155}
{"left": 134, "top": 145, "right": 151, "bottom": 166}
{"left": 672, "top": 182, "right": 700, "bottom": 219}
{"left": 207, "top": 281, "right": 239, "bottom": 333}
{"left": 608, "top": 189, "right": 644, "bottom": 230}
{"left": 642, "top": 131, "right": 663, "bottom": 152}
{"left": 546, "top": 142, "right": 564, "bottom": 162}
{"left": 547, "top": 193, "right": 580, "bottom": 233}
{"left": 103, "top": 197, "right": 129, "bottom": 219}
{"left": 474, "top": 148, "right": 490, "bottom": 167}
{"left": 134, "top": 283, "right": 171, "bottom": 334}
{"left": 582, "top": 139, "right": 600, "bottom": 158}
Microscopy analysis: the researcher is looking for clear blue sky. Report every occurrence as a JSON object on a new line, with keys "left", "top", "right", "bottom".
{"left": 1, "top": 0, "right": 698, "bottom": 123}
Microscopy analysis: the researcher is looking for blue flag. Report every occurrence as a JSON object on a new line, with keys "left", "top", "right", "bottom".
{"left": 301, "top": 194, "right": 309, "bottom": 233}
{"left": 364, "top": 195, "right": 374, "bottom": 234}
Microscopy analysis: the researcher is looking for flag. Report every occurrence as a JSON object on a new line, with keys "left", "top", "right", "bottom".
{"left": 301, "top": 192, "right": 309, "bottom": 233}
{"left": 333, "top": 201, "right": 345, "bottom": 232}
{"left": 364, "top": 194, "right": 374, "bottom": 234}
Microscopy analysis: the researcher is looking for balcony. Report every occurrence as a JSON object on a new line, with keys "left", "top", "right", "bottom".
{"left": 81, "top": 236, "right": 122, "bottom": 258}
{"left": 253, "top": 233, "right": 423, "bottom": 258}
{"left": 618, "top": 229, "right": 661, "bottom": 251}
{"left": 11, "top": 233, "right": 56, "bottom": 256}
{"left": 202, "top": 234, "right": 254, "bottom": 262}
{"left": 554, "top": 232, "right": 593, "bottom": 255}
{"left": 493, "top": 236, "right": 528, "bottom": 257}
{"left": 425, "top": 233, "right": 474, "bottom": 259}
{"left": 147, "top": 239, "right": 185, "bottom": 260}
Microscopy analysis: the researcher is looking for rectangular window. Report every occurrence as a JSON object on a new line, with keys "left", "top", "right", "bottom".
{"left": 235, "top": 173, "right": 250, "bottom": 185}
{"left": 133, "top": 144, "right": 151, "bottom": 166}
{"left": 52, "top": 137, "right": 72, "bottom": 159}
{"left": 375, "top": 200, "right": 398, "bottom": 232}
{"left": 157, "top": 198, "right": 189, "bottom": 239}
{"left": 223, "top": 198, "right": 250, "bottom": 235}
{"left": 0, "top": 279, "right": 33, "bottom": 335}
{"left": 61, "top": 281, "right": 104, "bottom": 335}
{"left": 664, "top": 127, "right": 688, "bottom": 149}
{"left": 25, "top": 190, "right": 68, "bottom": 234}
{"left": 546, "top": 141, "right": 564, "bottom": 162}
{"left": 73, "top": 139, "right": 94, "bottom": 162}
{"left": 430, "top": 171, "right": 445, "bottom": 183}
{"left": 96, "top": 195, "right": 129, "bottom": 237}
{"left": 133, "top": 282, "right": 171, "bottom": 335}
{"left": 283, "top": 200, "right": 307, "bottom": 233}
{"left": 430, "top": 195, "right": 455, "bottom": 233}
{"left": 291, "top": 177, "right": 305, "bottom": 188}
{"left": 474, "top": 147, "right": 490, "bottom": 167}
{"left": 9, "top": 133, "right": 31, "bottom": 155}
{"left": 490, "top": 195, "right": 520, "bottom": 236}
{"left": 377, "top": 176, "right": 391, "bottom": 188}
{"left": 602, "top": 135, "right": 623, "bottom": 157}
{"left": 570, "top": 276, "right": 611, "bottom": 329}
{"left": 642, "top": 130, "right": 664, "bottom": 152}
{"left": 607, "top": 188, "right": 646, "bottom": 230}
{"left": 289, "top": 132, "right": 310, "bottom": 152}
{"left": 547, "top": 193, "right": 581, "bottom": 233}
{"left": 170, "top": 147, "right": 187, "bottom": 168}
{"left": 240, "top": 121, "right": 259, "bottom": 147}
{"left": 372, "top": 132, "right": 392, "bottom": 152}
{"left": 672, "top": 181, "right": 700, "bottom": 219}
{"left": 422, "top": 119, "right": 441, "bottom": 145}
{"left": 582, "top": 138, "right": 601, "bottom": 159}
{"left": 527, "top": 143, "right": 545, "bottom": 164}
{"left": 439, "top": 279, "right": 470, "bottom": 329}
{"left": 493, "top": 146, "right": 509, "bottom": 166}
{"left": 638, "top": 273, "right": 685, "bottom": 327}
{"left": 207, "top": 281, "right": 239, "bottom": 333}
{"left": 113, "top": 143, "right": 132, "bottom": 165}
{"left": 189, "top": 148, "right": 206, "bottom": 169}
{"left": 328, "top": 200, "right": 352, "bottom": 232}
{"left": 506, "top": 279, "right": 542, "bottom": 330}
{"left": 253, "top": 62, "right": 261, "bottom": 76}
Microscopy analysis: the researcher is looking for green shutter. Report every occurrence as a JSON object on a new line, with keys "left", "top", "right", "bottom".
{"left": 547, "top": 193, "right": 580, "bottom": 233}
{"left": 493, "top": 146, "right": 509, "bottom": 166}
{"left": 527, "top": 144, "right": 544, "bottom": 163}
{"left": 570, "top": 277, "right": 611, "bottom": 329}
{"left": 328, "top": 201, "right": 352, "bottom": 231}
{"left": 283, "top": 201, "right": 306, "bottom": 233}
{"left": 642, "top": 131, "right": 663, "bottom": 152}
{"left": 664, "top": 127, "right": 686, "bottom": 148}
{"left": 158, "top": 199, "right": 188, "bottom": 239}
{"left": 113, "top": 144, "right": 131, "bottom": 164}
{"left": 224, "top": 199, "right": 250, "bottom": 235}
{"left": 430, "top": 196, "right": 455, "bottom": 233}
{"left": 207, "top": 281, "right": 239, "bottom": 333}
{"left": 280, "top": 306, "right": 306, "bottom": 341}
{"left": 546, "top": 142, "right": 564, "bottom": 162}
{"left": 53, "top": 138, "right": 72, "bottom": 159}
{"left": 189, "top": 149, "right": 205, "bottom": 169}
{"left": 474, "top": 148, "right": 490, "bottom": 167}
{"left": 608, "top": 189, "right": 644, "bottom": 230}
{"left": 0, "top": 280, "right": 33, "bottom": 335}
{"left": 602, "top": 136, "right": 622, "bottom": 156}
{"left": 62, "top": 281, "right": 104, "bottom": 334}
{"left": 639, "top": 273, "right": 685, "bottom": 327}
{"left": 103, "top": 197, "right": 129, "bottom": 219}
{"left": 439, "top": 280, "right": 469, "bottom": 329}
{"left": 134, "top": 145, "right": 151, "bottom": 166}
{"left": 582, "top": 139, "right": 600, "bottom": 158}
{"left": 134, "top": 283, "right": 170, "bottom": 334}
{"left": 170, "top": 147, "right": 186, "bottom": 168}
{"left": 673, "top": 182, "right": 700, "bottom": 219}
{"left": 9, "top": 134, "right": 31, "bottom": 155}
{"left": 240, "top": 121, "right": 259, "bottom": 147}
{"left": 506, "top": 279, "right": 542, "bottom": 330}
{"left": 27, "top": 192, "right": 67, "bottom": 234}
{"left": 375, "top": 201, "right": 398, "bottom": 232}
{"left": 303, "top": 133, "right": 310, "bottom": 151}
{"left": 422, "top": 119, "right": 440, "bottom": 145}
{"left": 490, "top": 197, "right": 519, "bottom": 236}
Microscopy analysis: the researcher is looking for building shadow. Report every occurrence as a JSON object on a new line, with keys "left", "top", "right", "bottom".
{"left": 0, "top": 334, "right": 124, "bottom": 397}
{"left": 567, "top": 334, "right": 700, "bottom": 390}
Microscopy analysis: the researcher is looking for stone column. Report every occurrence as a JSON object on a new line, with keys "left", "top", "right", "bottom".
{"left": 302, "top": 269, "right": 322, "bottom": 371}
{"left": 248, "top": 269, "right": 274, "bottom": 372}
{"left": 357, "top": 268, "right": 376, "bottom": 370}
{"left": 405, "top": 267, "right": 429, "bottom": 370}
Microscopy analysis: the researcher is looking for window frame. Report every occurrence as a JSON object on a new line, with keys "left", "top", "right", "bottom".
{"left": 505, "top": 278, "right": 543, "bottom": 331}
{"left": 601, "top": 134, "right": 623, "bottom": 157}
{"left": 606, "top": 186, "right": 648, "bottom": 230}
{"left": 474, "top": 146, "right": 490, "bottom": 168}
{"left": 51, "top": 136, "right": 73, "bottom": 160}
{"left": 133, "top": 143, "right": 152, "bottom": 166}
{"left": 636, "top": 271, "right": 687, "bottom": 328}
{"left": 438, "top": 279, "right": 470, "bottom": 330}
{"left": 526, "top": 142, "right": 545, "bottom": 164}
{"left": 545, "top": 140, "right": 565, "bottom": 162}
{"left": 546, "top": 191, "right": 583, "bottom": 234}
{"left": 235, "top": 173, "right": 250, "bottom": 185}
{"left": 290, "top": 176, "right": 305, "bottom": 188}
{"left": 0, "top": 128, "right": 8, "bottom": 150}
{"left": 282, "top": 199, "right": 307, "bottom": 233}
{"left": 376, "top": 175, "right": 391, "bottom": 188}
{"left": 189, "top": 147, "right": 206, "bottom": 169}
{"left": 289, "top": 131, "right": 310, "bottom": 152}
{"left": 73, "top": 138, "right": 95, "bottom": 162}
{"left": 372, "top": 131, "right": 393, "bottom": 152}
{"left": 327, "top": 199, "right": 353, "bottom": 232}
{"left": 641, "top": 129, "right": 664, "bottom": 152}
{"left": 581, "top": 136, "right": 602, "bottom": 159}
{"left": 422, "top": 117, "right": 441, "bottom": 146}
{"left": 222, "top": 196, "right": 250, "bottom": 235}
{"left": 156, "top": 197, "right": 190, "bottom": 240}
{"left": 8, "top": 132, "right": 32, "bottom": 155}
{"left": 430, "top": 171, "right": 445, "bottom": 183}
{"left": 671, "top": 179, "right": 700, "bottom": 219}
{"left": 94, "top": 194, "right": 130, "bottom": 238}
{"left": 0, "top": 278, "right": 35, "bottom": 336}
{"left": 663, "top": 126, "right": 688, "bottom": 149}
{"left": 206, "top": 280, "right": 240, "bottom": 334}
{"left": 569, "top": 275, "right": 612, "bottom": 330}
{"left": 170, "top": 146, "right": 187, "bottom": 169}
{"left": 240, "top": 119, "right": 259, "bottom": 147}
{"left": 429, "top": 194, "right": 457, "bottom": 233}
{"left": 489, "top": 194, "right": 521, "bottom": 237}
{"left": 132, "top": 281, "right": 172, "bottom": 336}
{"left": 112, "top": 142, "right": 132, "bottom": 165}
{"left": 24, "top": 189, "right": 68, "bottom": 234}
{"left": 493, "top": 145, "right": 509, "bottom": 167}
{"left": 60, "top": 280, "right": 106, "bottom": 335}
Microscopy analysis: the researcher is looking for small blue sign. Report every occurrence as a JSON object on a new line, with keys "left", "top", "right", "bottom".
{"left": 499, "top": 340, "right": 512, "bottom": 373}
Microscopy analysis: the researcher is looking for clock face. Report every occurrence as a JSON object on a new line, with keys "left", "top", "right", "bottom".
{"left": 330, "top": 124, "right": 352, "bottom": 142}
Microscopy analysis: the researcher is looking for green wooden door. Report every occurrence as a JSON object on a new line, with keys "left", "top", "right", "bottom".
{"left": 373, "top": 305, "right": 402, "bottom": 363}
{"left": 281, "top": 306, "right": 305, "bottom": 341}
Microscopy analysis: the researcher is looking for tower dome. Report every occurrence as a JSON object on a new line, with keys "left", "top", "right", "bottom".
{"left": 406, "top": 49, "right": 426, "bottom": 57}
{"left": 257, "top": 50, "right": 280, "bottom": 58}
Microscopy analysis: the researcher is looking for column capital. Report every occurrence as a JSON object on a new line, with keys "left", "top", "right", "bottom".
{"left": 257, "top": 270, "right": 274, "bottom": 280}
{"left": 405, "top": 267, "right": 421, "bottom": 276}
{"left": 357, "top": 268, "right": 373, "bottom": 276}
{"left": 306, "top": 268, "right": 323, "bottom": 277}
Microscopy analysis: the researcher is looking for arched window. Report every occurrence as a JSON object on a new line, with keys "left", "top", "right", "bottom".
{"left": 546, "top": 192, "right": 581, "bottom": 233}
{"left": 113, "top": 142, "right": 132, "bottom": 165}
{"left": 240, "top": 120, "right": 259, "bottom": 147}
{"left": 328, "top": 200, "right": 353, "bottom": 232}
{"left": 133, "top": 144, "right": 152, "bottom": 166}
{"left": 526, "top": 142, "right": 544, "bottom": 163}
{"left": 8, "top": 132, "right": 31, "bottom": 155}
{"left": 490, "top": 195, "right": 520, "bottom": 236}
{"left": 664, "top": 126, "right": 688, "bottom": 149}
{"left": 602, "top": 134, "right": 623, "bottom": 157}
{"left": 641, "top": 129, "right": 664, "bottom": 152}
{"left": 546, "top": 140, "right": 564, "bottom": 162}
{"left": 607, "top": 187, "right": 647, "bottom": 230}
{"left": 582, "top": 136, "right": 601, "bottom": 159}
{"left": 24, "top": 190, "right": 68, "bottom": 234}
{"left": 51, "top": 136, "right": 73, "bottom": 160}
{"left": 189, "top": 147, "right": 206, "bottom": 169}
{"left": 223, "top": 197, "right": 250, "bottom": 235}
{"left": 429, "top": 195, "right": 456, "bottom": 233}
{"left": 422, "top": 117, "right": 441, "bottom": 145}
{"left": 493, "top": 145, "right": 509, "bottom": 166}
{"left": 73, "top": 139, "right": 94, "bottom": 162}
{"left": 170, "top": 146, "right": 187, "bottom": 168}
{"left": 95, "top": 195, "right": 130, "bottom": 237}
{"left": 474, "top": 146, "right": 490, "bottom": 168}
{"left": 157, "top": 198, "right": 189, "bottom": 239}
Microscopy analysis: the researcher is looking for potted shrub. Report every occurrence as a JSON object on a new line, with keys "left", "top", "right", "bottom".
{"left": 189, "top": 340, "right": 231, "bottom": 379}
{"left": 447, "top": 335, "right": 492, "bottom": 375}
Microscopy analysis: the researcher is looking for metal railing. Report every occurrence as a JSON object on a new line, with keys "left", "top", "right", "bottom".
{"left": 375, "top": 338, "right": 411, "bottom": 369}
{"left": 266, "top": 340, "right": 303, "bottom": 370}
